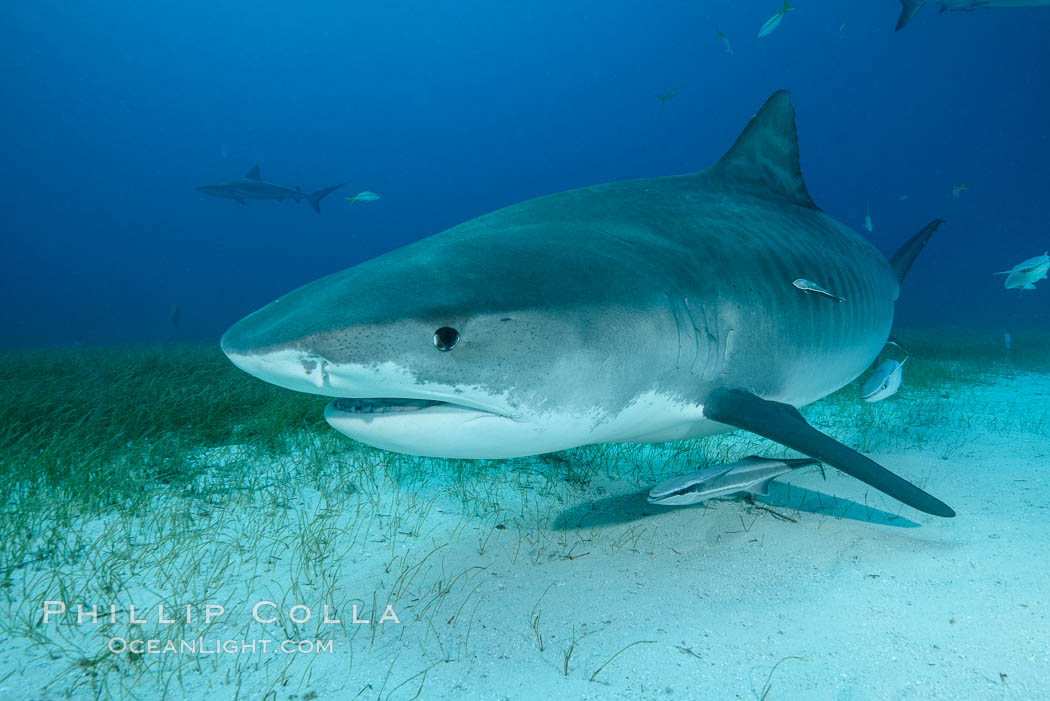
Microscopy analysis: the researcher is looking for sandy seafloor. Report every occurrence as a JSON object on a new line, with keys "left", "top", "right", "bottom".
{"left": 1, "top": 371, "right": 1048, "bottom": 701}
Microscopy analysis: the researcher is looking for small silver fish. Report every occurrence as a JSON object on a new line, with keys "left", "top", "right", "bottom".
{"left": 758, "top": 1, "right": 795, "bottom": 38}
{"left": 657, "top": 86, "right": 679, "bottom": 106}
{"left": 793, "top": 278, "right": 845, "bottom": 301}
{"left": 345, "top": 190, "right": 381, "bottom": 205}
{"left": 648, "top": 456, "right": 821, "bottom": 506}
{"left": 864, "top": 200, "right": 873, "bottom": 232}
{"left": 715, "top": 28, "right": 734, "bottom": 54}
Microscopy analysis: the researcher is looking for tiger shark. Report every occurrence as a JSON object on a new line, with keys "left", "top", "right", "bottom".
{"left": 221, "top": 90, "right": 955, "bottom": 518}
{"left": 196, "top": 165, "right": 344, "bottom": 213}
{"left": 895, "top": 0, "right": 1050, "bottom": 30}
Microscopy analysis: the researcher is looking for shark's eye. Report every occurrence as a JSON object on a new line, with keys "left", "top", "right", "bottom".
{"left": 433, "top": 327, "right": 460, "bottom": 352}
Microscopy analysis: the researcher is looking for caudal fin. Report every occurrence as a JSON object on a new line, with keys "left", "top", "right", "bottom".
{"left": 889, "top": 219, "right": 944, "bottom": 285}
{"left": 306, "top": 183, "right": 345, "bottom": 213}
{"left": 896, "top": 0, "right": 925, "bottom": 30}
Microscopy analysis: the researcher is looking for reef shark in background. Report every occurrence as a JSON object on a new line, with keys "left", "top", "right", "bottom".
{"left": 221, "top": 90, "right": 955, "bottom": 518}
{"left": 196, "top": 165, "right": 344, "bottom": 213}
{"left": 895, "top": 0, "right": 1050, "bottom": 30}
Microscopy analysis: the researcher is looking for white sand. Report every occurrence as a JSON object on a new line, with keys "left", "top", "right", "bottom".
{"left": 1, "top": 374, "right": 1048, "bottom": 700}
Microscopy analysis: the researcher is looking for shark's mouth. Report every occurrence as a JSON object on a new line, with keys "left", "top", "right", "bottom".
{"left": 322, "top": 393, "right": 540, "bottom": 460}
{"left": 329, "top": 398, "right": 444, "bottom": 414}
{"left": 326, "top": 396, "right": 507, "bottom": 417}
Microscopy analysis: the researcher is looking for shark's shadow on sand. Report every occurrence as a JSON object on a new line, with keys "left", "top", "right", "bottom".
{"left": 553, "top": 481, "right": 919, "bottom": 531}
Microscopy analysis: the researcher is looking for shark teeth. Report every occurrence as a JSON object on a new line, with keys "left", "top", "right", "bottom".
{"left": 330, "top": 398, "right": 444, "bottom": 414}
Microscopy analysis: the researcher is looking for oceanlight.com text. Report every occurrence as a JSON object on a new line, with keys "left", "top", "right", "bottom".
{"left": 108, "top": 637, "right": 336, "bottom": 655}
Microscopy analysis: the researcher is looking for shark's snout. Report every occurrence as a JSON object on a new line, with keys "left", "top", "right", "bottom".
{"left": 220, "top": 294, "right": 317, "bottom": 358}
{"left": 218, "top": 323, "right": 243, "bottom": 358}
{"left": 222, "top": 345, "right": 335, "bottom": 396}
{"left": 220, "top": 303, "right": 340, "bottom": 395}
{"left": 219, "top": 315, "right": 264, "bottom": 359}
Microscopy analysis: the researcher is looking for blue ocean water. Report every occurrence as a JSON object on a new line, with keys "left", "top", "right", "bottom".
{"left": 1, "top": 0, "right": 1047, "bottom": 348}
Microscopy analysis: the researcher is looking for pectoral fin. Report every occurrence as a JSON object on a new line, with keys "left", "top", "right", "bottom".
{"left": 703, "top": 389, "right": 955, "bottom": 517}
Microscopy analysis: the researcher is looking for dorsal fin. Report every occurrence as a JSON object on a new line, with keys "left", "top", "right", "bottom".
{"left": 708, "top": 90, "right": 818, "bottom": 210}
{"left": 245, "top": 165, "right": 261, "bottom": 180}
